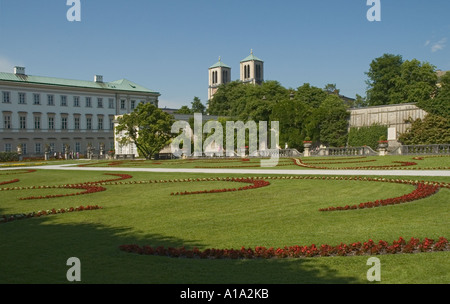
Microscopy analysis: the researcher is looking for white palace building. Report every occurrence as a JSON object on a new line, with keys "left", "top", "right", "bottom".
{"left": 0, "top": 66, "right": 160, "bottom": 157}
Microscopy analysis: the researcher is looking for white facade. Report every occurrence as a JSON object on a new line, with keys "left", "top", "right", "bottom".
{"left": 0, "top": 67, "right": 160, "bottom": 157}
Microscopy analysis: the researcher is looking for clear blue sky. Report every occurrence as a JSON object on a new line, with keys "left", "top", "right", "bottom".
{"left": 0, "top": 0, "right": 449, "bottom": 108}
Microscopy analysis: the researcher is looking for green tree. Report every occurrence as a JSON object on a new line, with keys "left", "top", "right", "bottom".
{"left": 389, "top": 59, "right": 437, "bottom": 104}
{"left": 324, "top": 83, "right": 340, "bottom": 95}
{"left": 366, "top": 54, "right": 438, "bottom": 106}
{"left": 191, "top": 96, "right": 206, "bottom": 114}
{"left": 398, "top": 114, "right": 450, "bottom": 145}
{"left": 366, "top": 54, "right": 403, "bottom": 106}
{"left": 115, "top": 103, "right": 175, "bottom": 159}
{"left": 417, "top": 72, "right": 450, "bottom": 119}
{"left": 270, "top": 98, "right": 311, "bottom": 150}
{"left": 207, "top": 81, "right": 248, "bottom": 117}
{"left": 350, "top": 94, "right": 369, "bottom": 108}
{"left": 295, "top": 83, "right": 328, "bottom": 108}
{"left": 314, "top": 95, "right": 350, "bottom": 147}
{"left": 175, "top": 105, "right": 193, "bottom": 114}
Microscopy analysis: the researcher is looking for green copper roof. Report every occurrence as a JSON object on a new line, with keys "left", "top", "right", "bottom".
{"left": 240, "top": 51, "right": 263, "bottom": 63}
{"left": 209, "top": 57, "right": 231, "bottom": 69}
{"left": 0, "top": 72, "right": 159, "bottom": 95}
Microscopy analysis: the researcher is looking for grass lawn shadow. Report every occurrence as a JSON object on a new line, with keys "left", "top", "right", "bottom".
{"left": 0, "top": 210, "right": 360, "bottom": 284}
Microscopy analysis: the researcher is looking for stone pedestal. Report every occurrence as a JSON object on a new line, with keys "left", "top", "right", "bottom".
{"left": 99, "top": 143, "right": 105, "bottom": 159}
{"left": 318, "top": 145, "right": 328, "bottom": 156}
{"left": 303, "top": 142, "right": 312, "bottom": 157}
{"left": 17, "top": 145, "right": 23, "bottom": 161}
{"left": 378, "top": 142, "right": 388, "bottom": 156}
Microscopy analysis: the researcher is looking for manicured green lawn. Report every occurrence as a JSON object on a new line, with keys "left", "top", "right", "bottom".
{"left": 0, "top": 167, "right": 449, "bottom": 284}
{"left": 59, "top": 155, "right": 450, "bottom": 170}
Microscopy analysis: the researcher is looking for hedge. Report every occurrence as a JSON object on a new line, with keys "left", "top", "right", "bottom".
{"left": 0, "top": 152, "right": 20, "bottom": 162}
{"left": 347, "top": 124, "right": 388, "bottom": 150}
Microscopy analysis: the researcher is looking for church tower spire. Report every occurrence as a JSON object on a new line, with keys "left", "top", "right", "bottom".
{"left": 208, "top": 56, "right": 231, "bottom": 100}
{"left": 240, "top": 50, "right": 264, "bottom": 85}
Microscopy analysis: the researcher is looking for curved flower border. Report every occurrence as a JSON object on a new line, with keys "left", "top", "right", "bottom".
{"left": 1, "top": 170, "right": 448, "bottom": 259}
{"left": 170, "top": 178, "right": 270, "bottom": 195}
{"left": 0, "top": 205, "right": 103, "bottom": 224}
{"left": 319, "top": 183, "right": 440, "bottom": 212}
{"left": 119, "top": 236, "right": 449, "bottom": 259}
{"left": 1, "top": 173, "right": 132, "bottom": 200}
{"left": 293, "top": 158, "right": 420, "bottom": 170}
{"left": 0, "top": 169, "right": 36, "bottom": 176}
{"left": 294, "top": 157, "right": 450, "bottom": 170}
{"left": 0, "top": 179, "right": 20, "bottom": 186}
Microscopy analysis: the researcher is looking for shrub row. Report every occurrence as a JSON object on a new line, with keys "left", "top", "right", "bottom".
{"left": 0, "top": 152, "right": 19, "bottom": 162}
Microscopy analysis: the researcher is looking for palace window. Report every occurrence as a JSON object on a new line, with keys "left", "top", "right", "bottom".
{"left": 33, "top": 94, "right": 41, "bottom": 105}
{"left": 19, "top": 93, "right": 26, "bottom": 104}
{"left": 22, "top": 143, "right": 27, "bottom": 155}
{"left": 2, "top": 91, "right": 11, "bottom": 103}
{"left": 86, "top": 117, "right": 92, "bottom": 130}
{"left": 109, "top": 98, "right": 115, "bottom": 109}
{"left": 98, "top": 117, "right": 103, "bottom": 130}
{"left": 61, "top": 95, "right": 67, "bottom": 106}
{"left": 34, "top": 116, "right": 41, "bottom": 130}
{"left": 4, "top": 143, "right": 12, "bottom": 152}
{"left": 3, "top": 114, "right": 11, "bottom": 129}
{"left": 120, "top": 100, "right": 126, "bottom": 109}
{"left": 48, "top": 117, "right": 55, "bottom": 130}
{"left": 97, "top": 98, "right": 103, "bottom": 108}
{"left": 35, "top": 143, "right": 41, "bottom": 155}
{"left": 61, "top": 117, "right": 68, "bottom": 130}
{"left": 86, "top": 97, "right": 92, "bottom": 108}
{"left": 74, "top": 96, "right": 80, "bottom": 107}
{"left": 19, "top": 115, "right": 27, "bottom": 129}
{"left": 74, "top": 117, "right": 80, "bottom": 130}
{"left": 47, "top": 95, "right": 54, "bottom": 106}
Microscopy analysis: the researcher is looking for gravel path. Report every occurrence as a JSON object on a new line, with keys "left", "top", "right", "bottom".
{"left": 2, "top": 164, "right": 449, "bottom": 177}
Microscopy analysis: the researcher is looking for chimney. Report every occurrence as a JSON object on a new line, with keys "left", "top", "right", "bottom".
{"left": 14, "top": 66, "right": 26, "bottom": 75}
{"left": 94, "top": 75, "right": 103, "bottom": 83}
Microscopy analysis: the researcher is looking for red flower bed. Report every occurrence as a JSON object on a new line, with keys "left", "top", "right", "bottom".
{"left": 170, "top": 178, "right": 270, "bottom": 196}
{"left": 119, "top": 236, "right": 448, "bottom": 259}
{"left": 319, "top": 183, "right": 440, "bottom": 212}
{"left": 0, "top": 179, "right": 20, "bottom": 186}
{"left": 293, "top": 158, "right": 420, "bottom": 170}
{"left": 0, "top": 205, "right": 103, "bottom": 224}
{"left": 7, "top": 173, "right": 133, "bottom": 200}
{"left": 0, "top": 169, "right": 36, "bottom": 176}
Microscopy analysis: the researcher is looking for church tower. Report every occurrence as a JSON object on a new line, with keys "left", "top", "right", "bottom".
{"left": 208, "top": 57, "right": 231, "bottom": 100}
{"left": 240, "top": 50, "right": 264, "bottom": 85}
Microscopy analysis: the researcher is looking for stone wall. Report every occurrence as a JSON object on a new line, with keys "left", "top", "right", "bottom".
{"left": 349, "top": 103, "right": 427, "bottom": 145}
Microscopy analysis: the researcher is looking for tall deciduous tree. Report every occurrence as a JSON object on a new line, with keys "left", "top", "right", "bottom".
{"left": 315, "top": 95, "right": 350, "bottom": 147}
{"left": 295, "top": 83, "right": 328, "bottom": 108}
{"left": 399, "top": 114, "right": 450, "bottom": 145}
{"left": 418, "top": 72, "right": 450, "bottom": 119}
{"left": 366, "top": 54, "right": 438, "bottom": 106}
{"left": 270, "top": 98, "right": 311, "bottom": 150}
{"left": 115, "top": 103, "right": 175, "bottom": 159}
{"left": 191, "top": 96, "right": 206, "bottom": 114}
{"left": 175, "top": 105, "right": 193, "bottom": 114}
{"left": 366, "top": 54, "right": 403, "bottom": 106}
